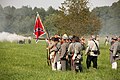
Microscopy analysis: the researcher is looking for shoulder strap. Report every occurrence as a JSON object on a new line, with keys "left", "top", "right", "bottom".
{"left": 92, "top": 40, "right": 99, "bottom": 50}
{"left": 56, "top": 43, "right": 61, "bottom": 51}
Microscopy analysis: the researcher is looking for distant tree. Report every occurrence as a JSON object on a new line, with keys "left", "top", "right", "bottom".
{"left": 92, "top": 0, "right": 120, "bottom": 35}
{"left": 3, "top": 6, "right": 16, "bottom": 32}
{"left": 44, "top": 14, "right": 60, "bottom": 35}
{"left": 0, "top": 5, "right": 5, "bottom": 31}
{"left": 33, "top": 7, "right": 46, "bottom": 21}
{"left": 0, "top": 5, "right": 4, "bottom": 14}
{"left": 46, "top": 6, "right": 58, "bottom": 16}
{"left": 110, "top": 1, "right": 120, "bottom": 18}
{"left": 57, "top": 0, "right": 101, "bottom": 36}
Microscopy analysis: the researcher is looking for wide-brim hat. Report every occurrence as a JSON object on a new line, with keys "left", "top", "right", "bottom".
{"left": 112, "top": 37, "right": 118, "bottom": 40}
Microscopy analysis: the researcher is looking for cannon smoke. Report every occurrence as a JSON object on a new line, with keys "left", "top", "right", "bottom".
{"left": 0, "top": 32, "right": 31, "bottom": 42}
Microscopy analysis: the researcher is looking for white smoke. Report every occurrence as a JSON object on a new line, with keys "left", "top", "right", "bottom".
{"left": 0, "top": 32, "right": 31, "bottom": 42}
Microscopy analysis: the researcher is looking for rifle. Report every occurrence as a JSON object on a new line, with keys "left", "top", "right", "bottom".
{"left": 45, "top": 28, "right": 51, "bottom": 66}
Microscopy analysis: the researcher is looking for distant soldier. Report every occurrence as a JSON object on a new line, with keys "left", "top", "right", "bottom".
{"left": 85, "top": 35, "right": 100, "bottom": 69}
{"left": 109, "top": 36, "right": 120, "bottom": 69}
{"left": 59, "top": 34, "right": 69, "bottom": 71}
{"left": 18, "top": 39, "right": 25, "bottom": 44}
{"left": 28, "top": 37, "right": 31, "bottom": 44}
{"left": 28, "top": 39, "right": 31, "bottom": 44}
{"left": 104, "top": 36, "right": 109, "bottom": 45}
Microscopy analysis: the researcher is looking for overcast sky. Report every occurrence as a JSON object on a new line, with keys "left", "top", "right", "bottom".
{"left": 0, "top": 0, "right": 119, "bottom": 10}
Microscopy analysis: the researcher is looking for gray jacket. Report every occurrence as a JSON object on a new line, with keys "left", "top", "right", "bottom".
{"left": 60, "top": 42, "right": 69, "bottom": 59}
{"left": 72, "top": 42, "right": 83, "bottom": 60}
{"left": 85, "top": 39, "right": 99, "bottom": 56}
{"left": 110, "top": 41, "right": 120, "bottom": 63}
{"left": 112, "top": 41, "right": 120, "bottom": 56}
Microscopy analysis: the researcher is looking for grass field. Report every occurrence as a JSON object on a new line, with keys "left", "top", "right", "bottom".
{"left": 0, "top": 40, "right": 120, "bottom": 80}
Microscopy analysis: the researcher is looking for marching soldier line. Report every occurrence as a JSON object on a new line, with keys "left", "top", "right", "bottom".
{"left": 46, "top": 34, "right": 120, "bottom": 72}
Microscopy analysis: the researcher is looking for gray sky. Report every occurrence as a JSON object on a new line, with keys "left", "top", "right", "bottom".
{"left": 0, "top": 0, "right": 119, "bottom": 10}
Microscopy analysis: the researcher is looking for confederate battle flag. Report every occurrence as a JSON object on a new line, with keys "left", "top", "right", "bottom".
{"left": 34, "top": 12, "right": 45, "bottom": 42}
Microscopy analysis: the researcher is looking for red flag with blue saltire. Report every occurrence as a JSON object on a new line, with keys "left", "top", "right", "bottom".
{"left": 34, "top": 12, "right": 45, "bottom": 42}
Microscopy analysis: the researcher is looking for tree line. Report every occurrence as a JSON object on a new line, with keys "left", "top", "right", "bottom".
{"left": 0, "top": 5, "right": 58, "bottom": 35}
{"left": 0, "top": 0, "right": 119, "bottom": 37}
{"left": 92, "top": 0, "right": 120, "bottom": 35}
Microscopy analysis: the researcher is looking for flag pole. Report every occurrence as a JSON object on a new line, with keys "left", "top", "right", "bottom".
{"left": 37, "top": 12, "right": 51, "bottom": 65}
{"left": 34, "top": 12, "right": 45, "bottom": 43}
{"left": 35, "top": 12, "right": 51, "bottom": 65}
{"left": 45, "top": 28, "right": 51, "bottom": 66}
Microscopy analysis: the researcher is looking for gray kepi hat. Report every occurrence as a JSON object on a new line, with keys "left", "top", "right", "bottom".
{"left": 62, "top": 34, "right": 68, "bottom": 39}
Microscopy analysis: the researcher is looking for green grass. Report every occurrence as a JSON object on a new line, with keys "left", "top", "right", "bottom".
{"left": 0, "top": 41, "right": 120, "bottom": 80}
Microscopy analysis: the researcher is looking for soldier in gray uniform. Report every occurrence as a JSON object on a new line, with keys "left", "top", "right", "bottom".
{"left": 85, "top": 35, "right": 100, "bottom": 69}
{"left": 54, "top": 38, "right": 61, "bottom": 70}
{"left": 48, "top": 37, "right": 58, "bottom": 71}
{"left": 60, "top": 34, "right": 69, "bottom": 71}
{"left": 72, "top": 36, "right": 83, "bottom": 72}
{"left": 68, "top": 36, "right": 76, "bottom": 70}
{"left": 110, "top": 36, "right": 120, "bottom": 69}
